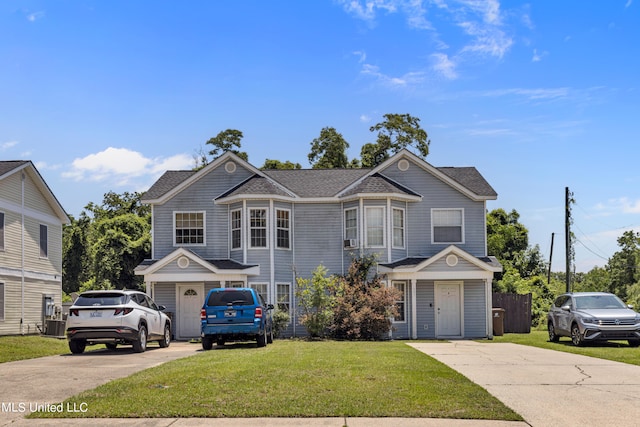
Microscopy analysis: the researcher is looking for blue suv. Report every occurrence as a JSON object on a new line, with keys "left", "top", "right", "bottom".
{"left": 200, "top": 288, "right": 274, "bottom": 349}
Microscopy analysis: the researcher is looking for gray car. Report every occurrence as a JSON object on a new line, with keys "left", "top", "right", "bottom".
{"left": 547, "top": 292, "right": 640, "bottom": 347}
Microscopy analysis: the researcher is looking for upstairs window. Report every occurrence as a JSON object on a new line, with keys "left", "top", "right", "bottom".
{"left": 365, "top": 207, "right": 385, "bottom": 247}
{"left": 276, "top": 209, "right": 290, "bottom": 249}
{"left": 392, "top": 208, "right": 405, "bottom": 248}
{"left": 39, "top": 224, "right": 48, "bottom": 258}
{"left": 250, "top": 209, "right": 267, "bottom": 248}
{"left": 0, "top": 212, "right": 4, "bottom": 251}
{"left": 432, "top": 209, "right": 464, "bottom": 244}
{"left": 231, "top": 209, "right": 242, "bottom": 250}
{"left": 344, "top": 208, "right": 357, "bottom": 241}
{"left": 175, "top": 212, "right": 205, "bottom": 245}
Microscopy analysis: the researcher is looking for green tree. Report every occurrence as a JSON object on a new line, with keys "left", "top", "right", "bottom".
{"left": 361, "top": 113, "right": 430, "bottom": 168}
{"left": 308, "top": 127, "right": 350, "bottom": 169}
{"left": 62, "top": 214, "right": 91, "bottom": 294}
{"left": 607, "top": 230, "right": 640, "bottom": 300}
{"left": 261, "top": 159, "right": 302, "bottom": 170}
{"left": 205, "top": 129, "right": 249, "bottom": 161}
{"left": 295, "top": 264, "right": 337, "bottom": 338}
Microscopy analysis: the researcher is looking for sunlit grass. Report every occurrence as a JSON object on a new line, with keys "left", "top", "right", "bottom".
{"left": 30, "top": 340, "right": 521, "bottom": 421}
{"left": 0, "top": 335, "right": 70, "bottom": 363}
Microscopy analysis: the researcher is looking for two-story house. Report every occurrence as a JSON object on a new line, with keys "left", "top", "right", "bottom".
{"left": 135, "top": 149, "right": 501, "bottom": 340}
{"left": 0, "top": 161, "right": 70, "bottom": 335}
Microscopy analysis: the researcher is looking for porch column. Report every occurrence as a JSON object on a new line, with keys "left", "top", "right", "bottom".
{"left": 411, "top": 278, "right": 417, "bottom": 339}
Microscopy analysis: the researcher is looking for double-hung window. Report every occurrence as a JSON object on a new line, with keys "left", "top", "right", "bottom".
{"left": 175, "top": 212, "right": 205, "bottom": 245}
{"left": 0, "top": 212, "right": 4, "bottom": 251}
{"left": 250, "top": 209, "right": 267, "bottom": 248}
{"left": 250, "top": 283, "right": 269, "bottom": 301}
{"left": 277, "top": 283, "right": 291, "bottom": 313}
{"left": 365, "top": 206, "right": 384, "bottom": 247}
{"left": 344, "top": 208, "right": 357, "bottom": 241}
{"left": 231, "top": 209, "right": 242, "bottom": 250}
{"left": 393, "top": 281, "right": 406, "bottom": 322}
{"left": 392, "top": 208, "right": 405, "bottom": 248}
{"left": 432, "top": 208, "right": 464, "bottom": 244}
{"left": 276, "top": 209, "right": 290, "bottom": 249}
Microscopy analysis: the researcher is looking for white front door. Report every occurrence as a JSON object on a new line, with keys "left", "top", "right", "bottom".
{"left": 436, "top": 282, "right": 462, "bottom": 337}
{"left": 177, "top": 284, "right": 204, "bottom": 339}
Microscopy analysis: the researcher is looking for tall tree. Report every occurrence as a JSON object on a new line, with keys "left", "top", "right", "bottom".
{"left": 361, "top": 113, "right": 430, "bottom": 168}
{"left": 308, "top": 127, "right": 350, "bottom": 169}
{"left": 261, "top": 159, "right": 302, "bottom": 170}
{"left": 62, "top": 213, "right": 91, "bottom": 294}
{"left": 205, "top": 129, "right": 248, "bottom": 161}
{"left": 607, "top": 230, "right": 640, "bottom": 300}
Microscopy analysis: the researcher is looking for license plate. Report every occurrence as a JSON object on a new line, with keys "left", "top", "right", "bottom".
{"left": 224, "top": 310, "right": 236, "bottom": 318}
{"left": 90, "top": 310, "right": 102, "bottom": 318}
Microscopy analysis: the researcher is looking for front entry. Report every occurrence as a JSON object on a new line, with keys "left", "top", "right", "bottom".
{"left": 435, "top": 282, "right": 462, "bottom": 337}
{"left": 177, "top": 283, "right": 204, "bottom": 339}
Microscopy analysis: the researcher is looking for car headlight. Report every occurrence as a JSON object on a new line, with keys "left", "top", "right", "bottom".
{"left": 635, "top": 315, "right": 640, "bottom": 324}
{"left": 581, "top": 317, "right": 598, "bottom": 324}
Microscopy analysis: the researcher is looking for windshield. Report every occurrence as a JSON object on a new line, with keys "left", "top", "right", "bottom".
{"left": 574, "top": 294, "right": 626, "bottom": 310}
{"left": 75, "top": 293, "right": 128, "bottom": 306}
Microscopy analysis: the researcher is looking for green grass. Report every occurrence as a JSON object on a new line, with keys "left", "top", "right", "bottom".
{"left": 0, "top": 335, "right": 70, "bottom": 363}
{"left": 30, "top": 340, "right": 522, "bottom": 421}
{"left": 493, "top": 330, "right": 640, "bottom": 366}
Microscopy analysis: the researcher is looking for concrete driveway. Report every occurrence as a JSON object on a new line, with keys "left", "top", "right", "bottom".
{"left": 410, "top": 341, "right": 640, "bottom": 427}
{"left": 0, "top": 341, "right": 202, "bottom": 425}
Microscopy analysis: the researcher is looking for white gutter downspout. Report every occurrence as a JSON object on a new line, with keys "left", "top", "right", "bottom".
{"left": 20, "top": 171, "right": 25, "bottom": 335}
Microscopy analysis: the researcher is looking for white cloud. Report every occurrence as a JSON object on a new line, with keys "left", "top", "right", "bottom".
{"left": 360, "top": 63, "right": 425, "bottom": 87}
{"left": 481, "top": 87, "right": 570, "bottom": 101}
{"left": 353, "top": 50, "right": 367, "bottom": 63}
{"left": 1, "top": 141, "right": 18, "bottom": 151}
{"left": 62, "top": 147, "right": 193, "bottom": 187}
{"left": 431, "top": 52, "right": 458, "bottom": 79}
{"left": 360, "top": 114, "right": 372, "bottom": 122}
{"left": 26, "top": 11, "right": 45, "bottom": 22}
{"left": 625, "top": 0, "right": 633, "bottom": 8}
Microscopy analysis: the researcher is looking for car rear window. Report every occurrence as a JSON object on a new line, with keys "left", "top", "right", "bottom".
{"left": 75, "top": 293, "right": 128, "bottom": 306}
{"left": 207, "top": 290, "right": 254, "bottom": 307}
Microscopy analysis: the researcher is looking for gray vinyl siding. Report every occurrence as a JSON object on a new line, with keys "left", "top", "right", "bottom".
{"left": 416, "top": 280, "right": 436, "bottom": 339}
{"left": 152, "top": 164, "right": 253, "bottom": 260}
{"left": 380, "top": 159, "right": 487, "bottom": 257}
{"left": 463, "top": 280, "right": 487, "bottom": 337}
{"left": 292, "top": 203, "right": 343, "bottom": 279}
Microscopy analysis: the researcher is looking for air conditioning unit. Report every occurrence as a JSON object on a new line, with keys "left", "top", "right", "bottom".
{"left": 344, "top": 239, "right": 358, "bottom": 248}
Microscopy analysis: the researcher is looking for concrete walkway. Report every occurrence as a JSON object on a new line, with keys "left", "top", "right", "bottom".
{"left": 410, "top": 341, "right": 640, "bottom": 427}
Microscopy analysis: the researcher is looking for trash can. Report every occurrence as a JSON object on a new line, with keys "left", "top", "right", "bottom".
{"left": 492, "top": 308, "right": 505, "bottom": 336}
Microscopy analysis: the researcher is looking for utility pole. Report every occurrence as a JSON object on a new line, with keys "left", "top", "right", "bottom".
{"left": 565, "top": 187, "right": 571, "bottom": 293}
{"left": 548, "top": 232, "right": 554, "bottom": 284}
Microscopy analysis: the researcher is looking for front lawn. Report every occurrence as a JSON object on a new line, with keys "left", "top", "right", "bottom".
{"left": 30, "top": 340, "right": 521, "bottom": 421}
{"left": 0, "top": 335, "right": 70, "bottom": 363}
{"left": 493, "top": 330, "right": 640, "bottom": 365}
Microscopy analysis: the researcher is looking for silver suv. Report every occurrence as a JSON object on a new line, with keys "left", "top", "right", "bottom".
{"left": 66, "top": 289, "right": 171, "bottom": 354}
{"left": 547, "top": 292, "right": 640, "bottom": 347}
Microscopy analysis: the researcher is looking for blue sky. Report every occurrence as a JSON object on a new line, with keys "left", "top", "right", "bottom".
{"left": 1, "top": 1, "right": 638, "bottom": 272}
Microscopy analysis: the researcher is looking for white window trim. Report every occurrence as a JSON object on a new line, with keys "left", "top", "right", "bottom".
{"left": 276, "top": 282, "right": 292, "bottom": 314}
{"left": 431, "top": 208, "right": 465, "bottom": 245}
{"left": 392, "top": 281, "right": 407, "bottom": 323}
{"left": 249, "top": 208, "right": 269, "bottom": 249}
{"left": 275, "top": 208, "right": 291, "bottom": 250}
{"left": 365, "top": 206, "right": 385, "bottom": 248}
{"left": 230, "top": 208, "right": 242, "bottom": 250}
{"left": 392, "top": 207, "right": 405, "bottom": 249}
{"left": 173, "top": 211, "right": 206, "bottom": 247}
{"left": 344, "top": 207, "right": 358, "bottom": 241}
{"left": 249, "top": 282, "right": 269, "bottom": 301}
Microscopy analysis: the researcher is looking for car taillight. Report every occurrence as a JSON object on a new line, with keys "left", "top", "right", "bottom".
{"left": 200, "top": 309, "right": 206, "bottom": 320}
{"left": 69, "top": 309, "right": 79, "bottom": 317}
{"left": 114, "top": 307, "right": 134, "bottom": 316}
{"left": 255, "top": 307, "right": 263, "bottom": 318}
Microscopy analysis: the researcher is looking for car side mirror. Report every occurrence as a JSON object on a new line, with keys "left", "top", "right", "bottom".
{"left": 158, "top": 305, "right": 167, "bottom": 311}
{"left": 561, "top": 305, "right": 571, "bottom": 312}
{"left": 267, "top": 304, "right": 275, "bottom": 310}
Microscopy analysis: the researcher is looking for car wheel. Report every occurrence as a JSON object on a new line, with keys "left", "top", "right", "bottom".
{"left": 105, "top": 343, "right": 117, "bottom": 350}
{"left": 202, "top": 336, "right": 213, "bottom": 350}
{"left": 257, "top": 330, "right": 267, "bottom": 348}
{"left": 132, "top": 325, "right": 147, "bottom": 353}
{"left": 548, "top": 322, "right": 559, "bottom": 342}
{"left": 571, "top": 323, "right": 584, "bottom": 346}
{"left": 628, "top": 339, "right": 640, "bottom": 348}
{"left": 159, "top": 323, "right": 171, "bottom": 348}
{"left": 69, "top": 339, "right": 86, "bottom": 354}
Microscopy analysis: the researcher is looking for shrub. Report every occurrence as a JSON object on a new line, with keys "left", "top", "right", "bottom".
{"left": 272, "top": 309, "right": 291, "bottom": 338}
{"left": 295, "top": 264, "right": 337, "bottom": 338}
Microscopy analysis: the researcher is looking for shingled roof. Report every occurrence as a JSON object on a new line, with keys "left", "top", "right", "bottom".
{"left": 0, "top": 160, "right": 29, "bottom": 177}
{"left": 262, "top": 168, "right": 370, "bottom": 198}
{"left": 437, "top": 167, "right": 497, "bottom": 198}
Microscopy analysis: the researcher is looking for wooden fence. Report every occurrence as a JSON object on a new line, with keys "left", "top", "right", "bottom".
{"left": 492, "top": 292, "right": 532, "bottom": 333}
